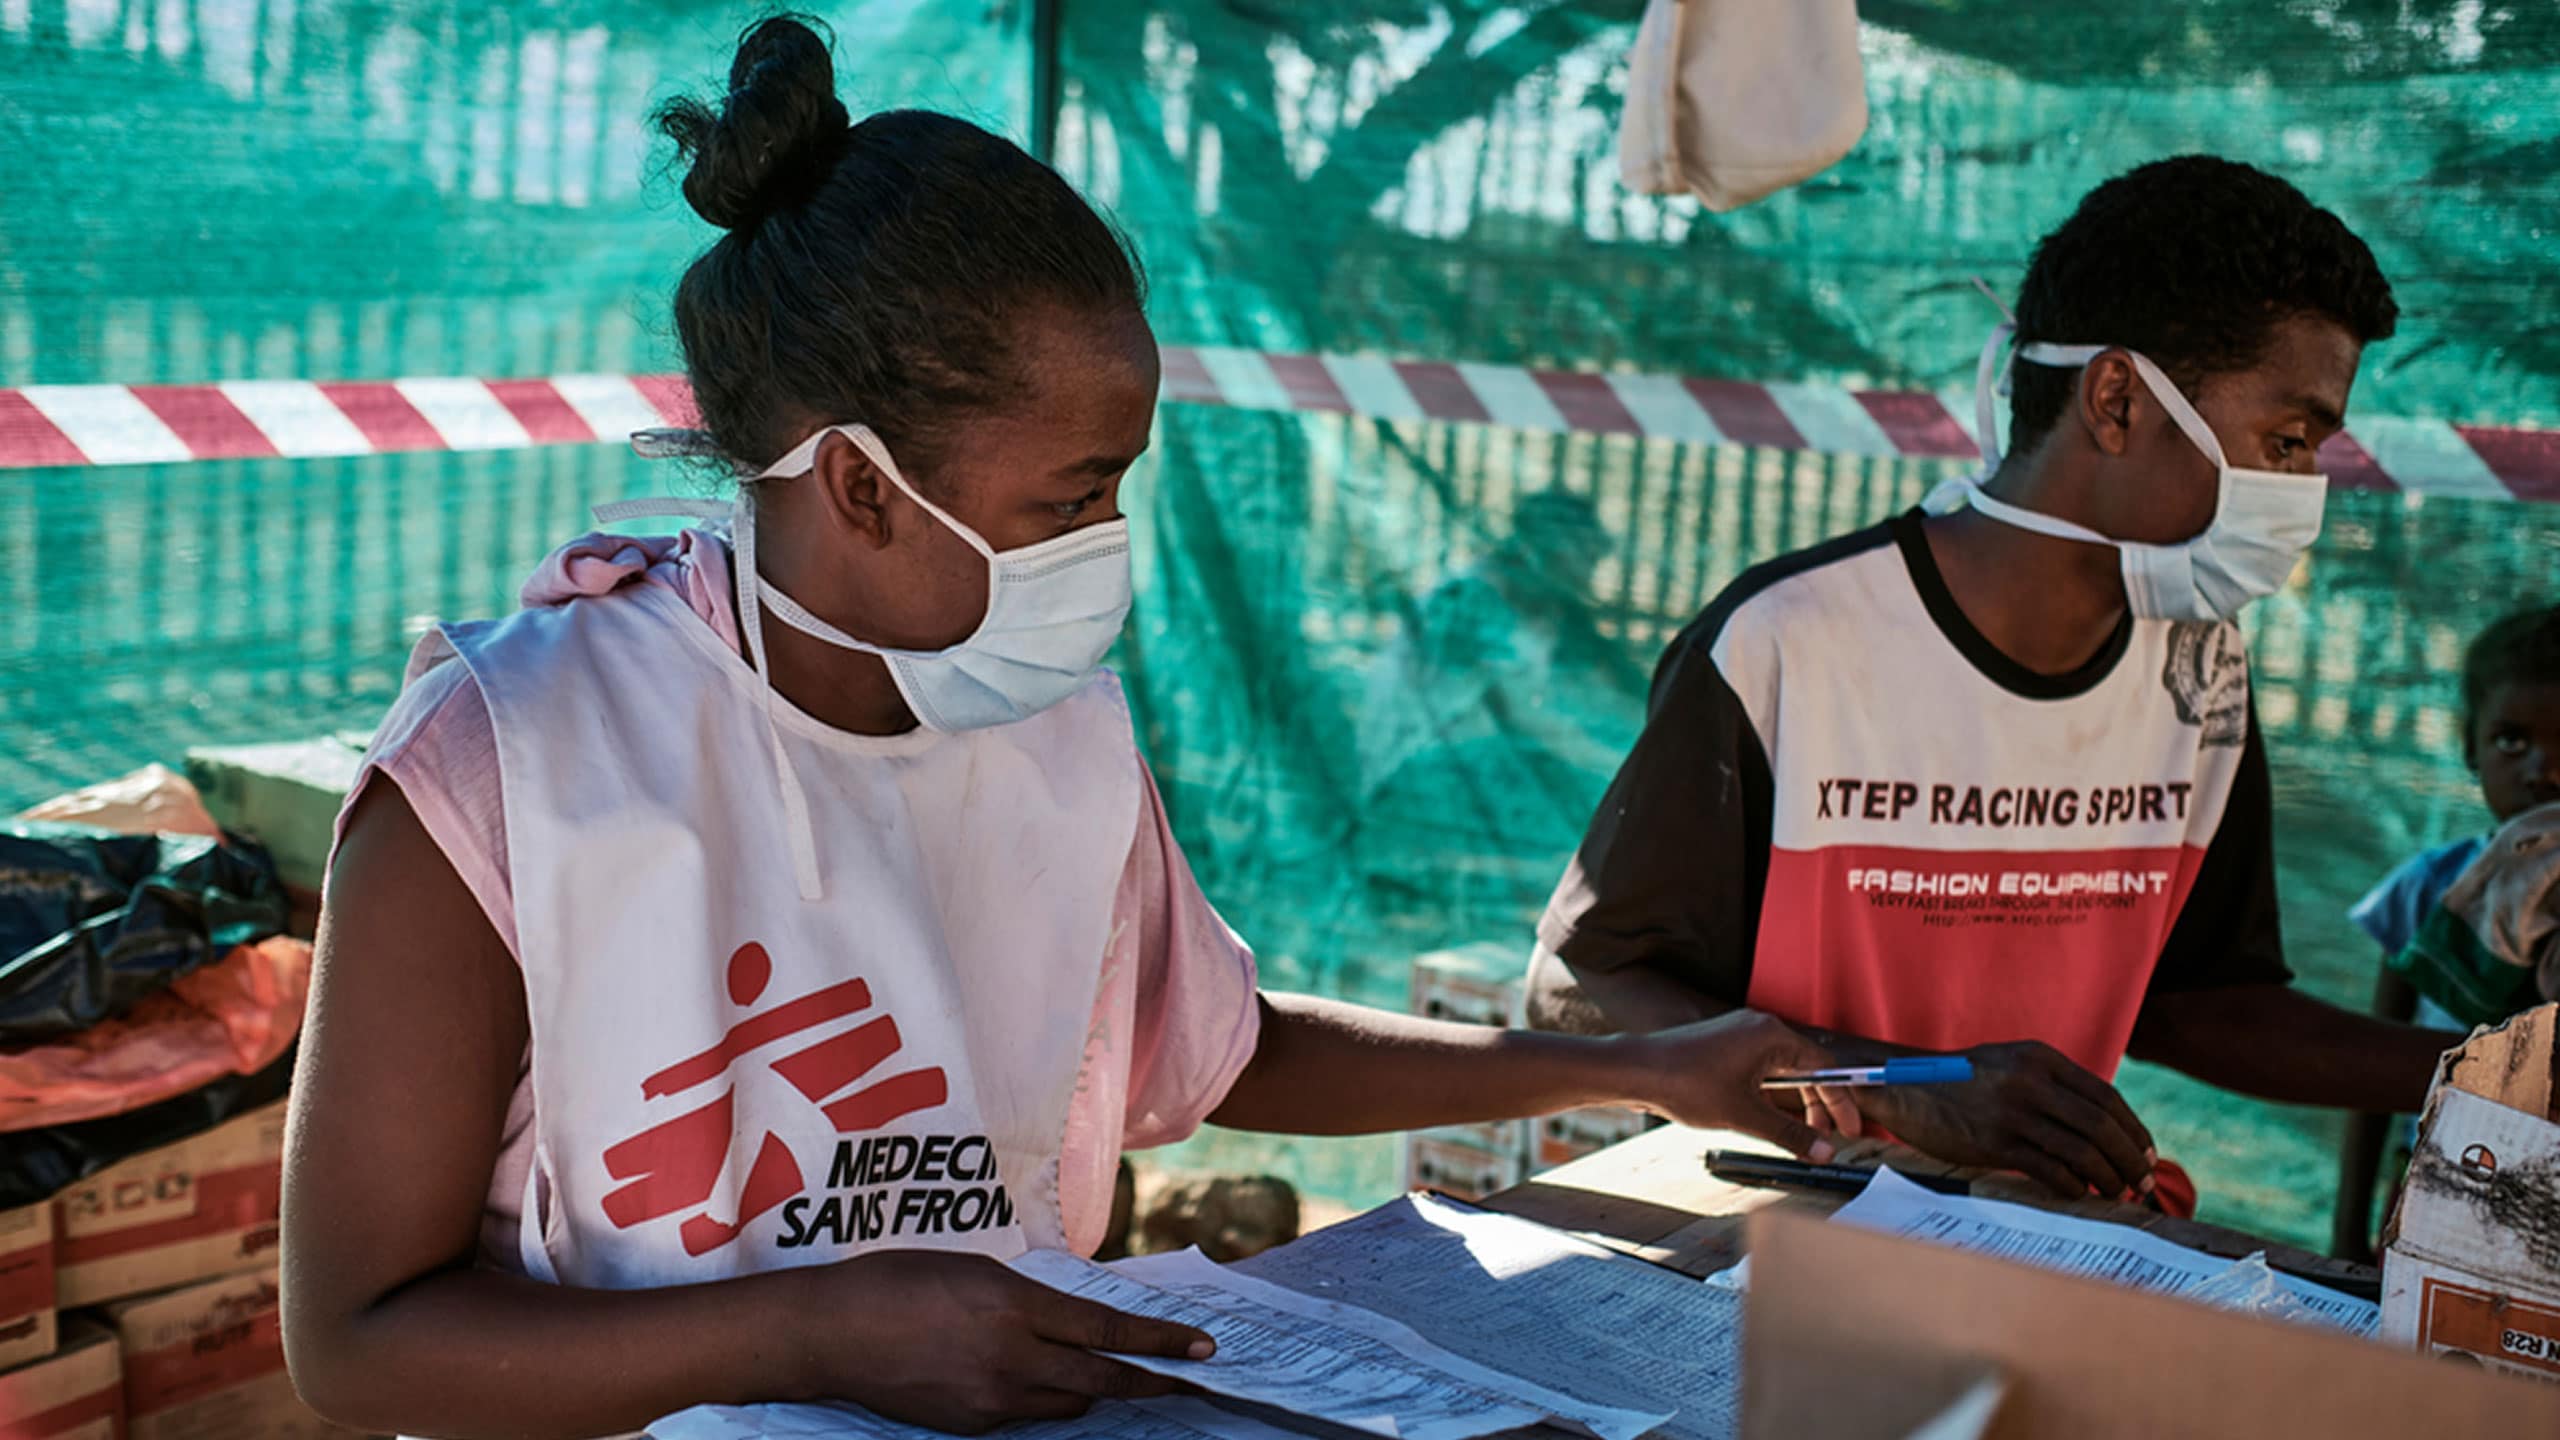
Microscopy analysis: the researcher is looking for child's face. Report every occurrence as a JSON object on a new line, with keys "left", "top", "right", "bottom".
{"left": 2474, "top": 680, "right": 2560, "bottom": 821}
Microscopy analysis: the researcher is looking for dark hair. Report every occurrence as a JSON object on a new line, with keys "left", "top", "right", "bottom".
{"left": 2463, "top": 603, "right": 2560, "bottom": 756}
{"left": 654, "top": 15, "right": 1144, "bottom": 477}
{"left": 2004, "top": 156, "right": 2398, "bottom": 456}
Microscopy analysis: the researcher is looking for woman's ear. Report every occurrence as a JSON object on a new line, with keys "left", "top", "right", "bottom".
{"left": 812, "top": 429, "right": 894, "bottom": 548}
{"left": 2076, "top": 352, "right": 2141, "bottom": 456}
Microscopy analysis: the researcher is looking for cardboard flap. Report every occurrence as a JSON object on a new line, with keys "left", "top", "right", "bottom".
{"left": 1742, "top": 1209, "right": 2560, "bottom": 1438}
{"left": 1902, "top": 1375, "right": 2012, "bottom": 1440}
{"left": 2391, "top": 1087, "right": 2560, "bottom": 1283}
{"left": 2437, "top": 1003, "right": 2559, "bottom": 1122}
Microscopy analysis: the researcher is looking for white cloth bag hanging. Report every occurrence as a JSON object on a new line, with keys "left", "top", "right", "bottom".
{"left": 1618, "top": 0, "right": 1869, "bottom": 212}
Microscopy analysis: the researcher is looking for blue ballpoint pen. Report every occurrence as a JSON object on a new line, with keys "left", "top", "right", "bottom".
{"left": 1758, "top": 1056, "right": 1975, "bottom": 1089}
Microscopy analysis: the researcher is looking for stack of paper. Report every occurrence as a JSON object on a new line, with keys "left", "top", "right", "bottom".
{"left": 1010, "top": 1246, "right": 1669, "bottom": 1440}
{"left": 654, "top": 1201, "right": 1697, "bottom": 1440}
{"left": 1797, "top": 1169, "right": 2381, "bottom": 1336}
{"left": 1230, "top": 1194, "right": 1744, "bottom": 1440}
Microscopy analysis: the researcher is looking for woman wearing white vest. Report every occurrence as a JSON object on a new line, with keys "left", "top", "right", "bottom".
{"left": 280, "top": 18, "right": 1854, "bottom": 1439}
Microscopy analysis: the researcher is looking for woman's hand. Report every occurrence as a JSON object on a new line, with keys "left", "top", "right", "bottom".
{"left": 1621, "top": 1009, "right": 1862, "bottom": 1159}
{"left": 807, "top": 1250, "right": 1214, "bottom": 1434}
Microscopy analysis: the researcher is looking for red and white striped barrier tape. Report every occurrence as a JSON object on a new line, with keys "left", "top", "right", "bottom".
{"left": 3, "top": 349, "right": 2555, "bottom": 503}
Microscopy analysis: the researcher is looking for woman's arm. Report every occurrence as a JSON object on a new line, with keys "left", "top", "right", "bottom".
{"left": 284, "top": 777, "right": 817, "bottom": 1434}
{"left": 1206, "top": 992, "right": 1854, "bottom": 1157}
{"left": 284, "top": 779, "right": 1209, "bottom": 1439}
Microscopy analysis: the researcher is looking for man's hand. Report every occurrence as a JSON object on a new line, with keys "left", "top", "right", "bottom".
{"left": 1859, "top": 1040, "right": 2157, "bottom": 1200}
{"left": 1624, "top": 1010, "right": 1864, "bottom": 1159}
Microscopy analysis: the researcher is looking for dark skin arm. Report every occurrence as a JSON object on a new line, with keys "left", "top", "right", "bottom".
{"left": 1524, "top": 943, "right": 1721, "bottom": 1034}
{"left": 2129, "top": 982, "right": 2449, "bottom": 1114}
{"left": 2331, "top": 966, "right": 2424, "bottom": 1260}
{"left": 283, "top": 781, "right": 1210, "bottom": 1440}
{"left": 1207, "top": 992, "right": 1854, "bottom": 1153}
{"left": 1527, "top": 946, "right": 2160, "bottom": 1201}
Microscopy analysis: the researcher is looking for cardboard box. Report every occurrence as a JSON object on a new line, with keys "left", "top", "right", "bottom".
{"left": 103, "top": 1269, "right": 349, "bottom": 1440}
{"left": 183, "top": 737, "right": 365, "bottom": 898}
{"left": 54, "top": 1103, "right": 287, "bottom": 1310}
{"left": 1408, "top": 943, "right": 1525, "bottom": 1028}
{"left": 1743, "top": 1207, "right": 2560, "bottom": 1437}
{"left": 1402, "top": 1129, "right": 1528, "bottom": 1202}
{"left": 2381, "top": 1002, "right": 2560, "bottom": 1381}
{"left": 0, "top": 1319, "right": 123, "bottom": 1440}
{"left": 1532, "top": 1105, "right": 1652, "bottom": 1172}
{"left": 0, "top": 1201, "right": 57, "bottom": 1373}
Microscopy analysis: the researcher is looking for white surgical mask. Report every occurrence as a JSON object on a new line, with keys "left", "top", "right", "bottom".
{"left": 738, "top": 423, "right": 1133, "bottom": 733}
{"left": 600, "top": 422, "right": 1132, "bottom": 901}
{"left": 1927, "top": 321, "right": 2327, "bottom": 623}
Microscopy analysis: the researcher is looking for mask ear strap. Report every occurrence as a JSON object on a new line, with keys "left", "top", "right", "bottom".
{"left": 1966, "top": 277, "right": 2021, "bottom": 470}
{"left": 731, "top": 492, "right": 827, "bottom": 904}
{"left": 757, "top": 424, "right": 999, "bottom": 565}
{"left": 2117, "top": 351, "right": 2233, "bottom": 471}
{"left": 2017, "top": 343, "right": 2231, "bottom": 471}
{"left": 1968, "top": 276, "right": 2017, "bottom": 326}
{"left": 1973, "top": 321, "right": 2015, "bottom": 469}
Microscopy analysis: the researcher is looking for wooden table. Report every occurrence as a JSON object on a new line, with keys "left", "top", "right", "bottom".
{"left": 1476, "top": 1125, "right": 2380, "bottom": 1299}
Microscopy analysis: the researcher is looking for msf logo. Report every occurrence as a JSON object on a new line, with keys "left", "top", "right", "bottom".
{"left": 598, "top": 943, "right": 948, "bottom": 1256}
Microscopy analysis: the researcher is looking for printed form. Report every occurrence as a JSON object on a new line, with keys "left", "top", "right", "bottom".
{"left": 1824, "top": 1169, "right": 2381, "bottom": 1336}
{"left": 652, "top": 1197, "right": 1693, "bottom": 1440}
{"left": 1228, "top": 1194, "right": 1744, "bottom": 1440}
{"left": 1011, "top": 1245, "right": 1667, "bottom": 1440}
{"left": 654, "top": 1394, "right": 1312, "bottom": 1440}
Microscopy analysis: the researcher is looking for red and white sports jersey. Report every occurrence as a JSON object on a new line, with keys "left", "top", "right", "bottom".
{"left": 1539, "top": 511, "right": 2287, "bottom": 1078}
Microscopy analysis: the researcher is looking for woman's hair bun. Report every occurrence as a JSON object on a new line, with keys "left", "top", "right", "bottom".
{"left": 654, "top": 14, "right": 851, "bottom": 231}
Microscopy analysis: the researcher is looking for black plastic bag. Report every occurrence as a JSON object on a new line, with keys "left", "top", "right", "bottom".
{"left": 0, "top": 822, "right": 288, "bottom": 1044}
{"left": 0, "top": 1050, "right": 295, "bottom": 1208}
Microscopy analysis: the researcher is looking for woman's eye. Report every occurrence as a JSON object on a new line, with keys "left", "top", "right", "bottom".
{"left": 2272, "top": 435, "right": 2309, "bottom": 457}
{"left": 2493, "top": 730, "right": 2531, "bottom": 756}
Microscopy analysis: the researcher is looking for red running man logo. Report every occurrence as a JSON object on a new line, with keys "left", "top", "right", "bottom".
{"left": 597, "top": 942, "right": 949, "bottom": 1256}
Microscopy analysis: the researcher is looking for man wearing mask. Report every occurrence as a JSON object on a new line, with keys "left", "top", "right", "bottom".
{"left": 1527, "top": 156, "right": 2455, "bottom": 1206}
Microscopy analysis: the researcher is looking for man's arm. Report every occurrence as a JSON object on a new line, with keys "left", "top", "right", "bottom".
{"left": 1525, "top": 947, "right": 2158, "bottom": 1199}
{"left": 2129, "top": 982, "right": 2447, "bottom": 1113}
{"left": 2332, "top": 966, "right": 2424, "bottom": 1258}
{"left": 1524, "top": 943, "right": 1730, "bottom": 1034}
{"left": 1527, "top": 628, "right": 1771, "bottom": 1034}
{"left": 2134, "top": 699, "right": 2453, "bottom": 1112}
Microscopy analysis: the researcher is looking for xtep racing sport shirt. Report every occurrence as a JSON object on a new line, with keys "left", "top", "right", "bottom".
{"left": 1539, "top": 509, "right": 2289, "bottom": 1077}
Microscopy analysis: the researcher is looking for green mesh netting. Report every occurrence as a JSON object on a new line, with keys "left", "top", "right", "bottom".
{"left": 5, "top": 1, "right": 2559, "bottom": 1253}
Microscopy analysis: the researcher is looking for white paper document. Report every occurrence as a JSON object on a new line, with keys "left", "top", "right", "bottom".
{"left": 1233, "top": 1188, "right": 1740, "bottom": 1434}
{"left": 651, "top": 1199, "right": 1690, "bottom": 1440}
{"left": 1828, "top": 1169, "right": 2380, "bottom": 1336}
{"left": 654, "top": 1393, "right": 1309, "bottom": 1440}
{"left": 1013, "top": 1245, "right": 1670, "bottom": 1440}
{"left": 1231, "top": 1194, "right": 1742, "bottom": 1440}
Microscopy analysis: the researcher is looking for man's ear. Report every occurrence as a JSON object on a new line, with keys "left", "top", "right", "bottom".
{"left": 2075, "top": 351, "right": 2141, "bottom": 457}
{"left": 811, "top": 430, "right": 894, "bottom": 548}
